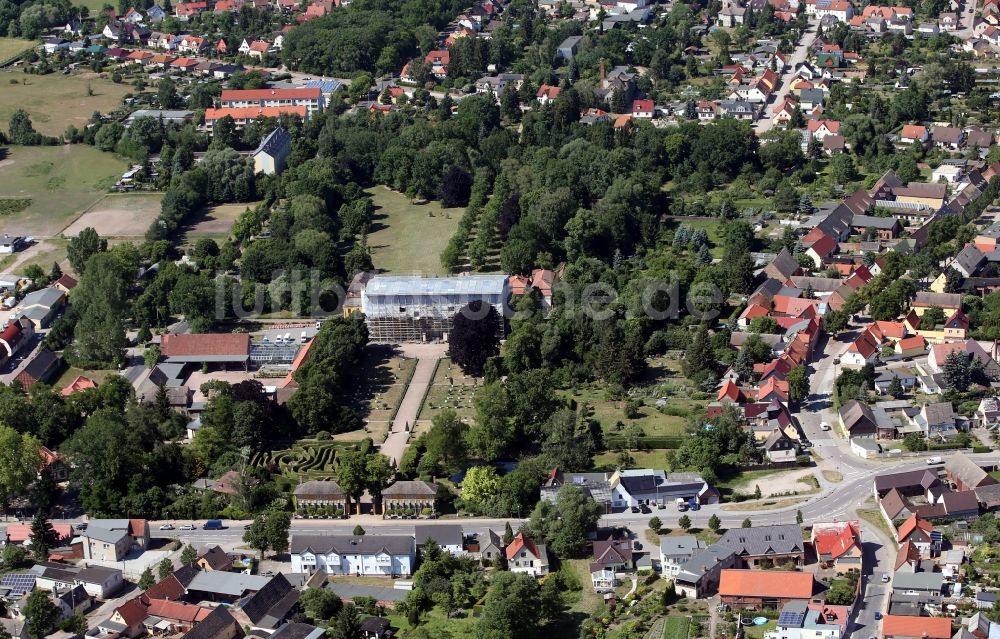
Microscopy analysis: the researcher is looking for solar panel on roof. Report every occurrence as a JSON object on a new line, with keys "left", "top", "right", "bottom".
{"left": 1, "top": 574, "right": 35, "bottom": 596}
{"left": 777, "top": 611, "right": 805, "bottom": 627}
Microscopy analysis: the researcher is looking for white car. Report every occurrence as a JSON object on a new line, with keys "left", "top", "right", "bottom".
{"left": 179, "top": 523, "right": 195, "bottom": 531}
{"left": 159, "top": 523, "right": 174, "bottom": 530}
{"left": 926, "top": 456, "right": 943, "bottom": 465}
{"left": 881, "top": 574, "right": 890, "bottom": 583}
{"left": 820, "top": 422, "right": 831, "bottom": 431}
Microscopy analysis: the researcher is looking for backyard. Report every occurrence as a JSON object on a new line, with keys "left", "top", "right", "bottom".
{"left": 0, "top": 145, "right": 128, "bottom": 235}
{"left": 0, "top": 70, "right": 132, "bottom": 136}
{"left": 367, "top": 187, "right": 462, "bottom": 275}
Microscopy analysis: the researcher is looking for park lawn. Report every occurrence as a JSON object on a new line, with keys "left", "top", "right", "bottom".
{"left": 367, "top": 186, "right": 462, "bottom": 276}
{"left": 0, "top": 71, "right": 132, "bottom": 136}
{"left": 565, "top": 387, "right": 693, "bottom": 438}
{"left": 662, "top": 617, "right": 691, "bottom": 639}
{"left": 0, "top": 37, "right": 35, "bottom": 62}
{"left": 0, "top": 145, "right": 128, "bottom": 236}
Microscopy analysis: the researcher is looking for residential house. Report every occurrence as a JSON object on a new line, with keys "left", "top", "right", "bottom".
{"left": 811, "top": 521, "right": 862, "bottom": 574}
{"left": 659, "top": 536, "right": 705, "bottom": 578}
{"left": 896, "top": 514, "right": 938, "bottom": 555}
{"left": 716, "top": 524, "right": 806, "bottom": 566}
{"left": 932, "top": 125, "right": 965, "bottom": 150}
{"left": 763, "top": 428, "right": 798, "bottom": 462}
{"left": 10, "top": 286, "right": 65, "bottom": 329}
{"left": 15, "top": 348, "right": 60, "bottom": 389}
{"left": 673, "top": 544, "right": 739, "bottom": 598}
{"left": 290, "top": 535, "right": 416, "bottom": 576}
{"left": 506, "top": 533, "right": 548, "bottom": 577}
{"left": 899, "top": 124, "right": 930, "bottom": 145}
{"left": 536, "top": 84, "right": 561, "bottom": 104}
{"left": 556, "top": 35, "right": 582, "bottom": 60}
{"left": 882, "top": 615, "right": 951, "bottom": 639}
{"left": 81, "top": 519, "right": 150, "bottom": 562}
{"left": 610, "top": 470, "right": 717, "bottom": 509}
{"left": 220, "top": 88, "right": 323, "bottom": 116}
{"left": 909, "top": 402, "right": 959, "bottom": 439}
{"left": 196, "top": 546, "right": 233, "bottom": 572}
{"left": 31, "top": 562, "right": 124, "bottom": 599}
{"left": 631, "top": 99, "right": 654, "bottom": 118}
{"left": 414, "top": 524, "right": 464, "bottom": 555}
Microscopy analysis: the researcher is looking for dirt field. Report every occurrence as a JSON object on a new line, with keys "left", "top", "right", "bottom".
{"left": 183, "top": 202, "right": 257, "bottom": 241}
{"left": 63, "top": 193, "right": 163, "bottom": 238}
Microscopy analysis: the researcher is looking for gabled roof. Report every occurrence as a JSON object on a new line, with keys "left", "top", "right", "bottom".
{"left": 717, "top": 524, "right": 804, "bottom": 556}
{"left": 719, "top": 569, "right": 814, "bottom": 599}
{"left": 506, "top": 532, "right": 542, "bottom": 561}
{"left": 811, "top": 521, "right": 860, "bottom": 560}
{"left": 894, "top": 540, "right": 920, "bottom": 570}
{"left": 881, "top": 615, "right": 951, "bottom": 638}
{"left": 180, "top": 605, "right": 245, "bottom": 639}
{"left": 897, "top": 513, "right": 932, "bottom": 543}
{"left": 945, "top": 452, "right": 997, "bottom": 489}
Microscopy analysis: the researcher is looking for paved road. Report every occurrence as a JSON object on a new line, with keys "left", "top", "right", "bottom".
{"left": 851, "top": 521, "right": 894, "bottom": 639}
{"left": 378, "top": 343, "right": 447, "bottom": 464}
{"left": 755, "top": 17, "right": 819, "bottom": 134}
{"left": 957, "top": 0, "right": 978, "bottom": 39}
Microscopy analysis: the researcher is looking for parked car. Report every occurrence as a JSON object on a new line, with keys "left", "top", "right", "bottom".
{"left": 75, "top": 523, "right": 87, "bottom": 530}
{"left": 926, "top": 456, "right": 943, "bottom": 465}
{"left": 875, "top": 612, "right": 882, "bottom": 620}
{"left": 630, "top": 506, "right": 640, "bottom": 513}
{"left": 159, "top": 523, "right": 174, "bottom": 530}
{"left": 820, "top": 422, "right": 831, "bottom": 431}
{"left": 179, "top": 523, "right": 195, "bottom": 531}
{"left": 203, "top": 519, "right": 224, "bottom": 530}
{"left": 881, "top": 574, "right": 890, "bottom": 583}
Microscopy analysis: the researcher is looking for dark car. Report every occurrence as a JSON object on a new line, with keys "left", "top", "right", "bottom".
{"left": 630, "top": 506, "right": 640, "bottom": 513}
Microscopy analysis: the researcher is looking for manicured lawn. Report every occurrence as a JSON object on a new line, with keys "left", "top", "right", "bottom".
{"left": 662, "top": 616, "right": 691, "bottom": 639}
{"left": 565, "top": 559, "right": 603, "bottom": 614}
{"left": 54, "top": 366, "right": 119, "bottom": 390}
{"left": 744, "top": 620, "right": 776, "bottom": 639}
{"left": 367, "top": 186, "right": 463, "bottom": 275}
{"left": 0, "top": 145, "right": 128, "bottom": 235}
{"left": 0, "top": 71, "right": 132, "bottom": 136}
{"left": 0, "top": 37, "right": 35, "bottom": 62}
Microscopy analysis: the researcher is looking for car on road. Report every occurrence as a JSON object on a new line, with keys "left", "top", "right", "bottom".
{"left": 244, "top": 524, "right": 253, "bottom": 530}
{"left": 159, "top": 523, "right": 174, "bottom": 530}
{"left": 926, "top": 456, "right": 943, "bottom": 465}
{"left": 820, "top": 422, "right": 830, "bottom": 431}
{"left": 881, "top": 574, "right": 890, "bottom": 583}
{"left": 75, "top": 523, "right": 87, "bottom": 530}
{"left": 179, "top": 523, "right": 195, "bottom": 530}
{"left": 261, "top": 570, "right": 275, "bottom": 577}
{"left": 875, "top": 612, "right": 882, "bottom": 620}
{"left": 203, "top": 519, "right": 224, "bottom": 530}
{"left": 630, "top": 506, "right": 640, "bottom": 513}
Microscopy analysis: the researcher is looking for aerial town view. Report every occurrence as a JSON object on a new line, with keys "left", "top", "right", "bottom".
{"left": 5, "top": 0, "right": 1000, "bottom": 637}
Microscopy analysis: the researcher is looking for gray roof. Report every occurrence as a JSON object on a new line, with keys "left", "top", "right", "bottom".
{"left": 291, "top": 535, "right": 415, "bottom": 557}
{"left": 874, "top": 468, "right": 941, "bottom": 493}
{"left": 659, "top": 535, "right": 704, "bottom": 557}
{"left": 413, "top": 524, "right": 463, "bottom": 547}
{"left": 20, "top": 287, "right": 63, "bottom": 309}
{"left": 364, "top": 276, "right": 507, "bottom": 298}
{"left": 254, "top": 127, "right": 291, "bottom": 158}
{"left": 956, "top": 245, "right": 987, "bottom": 274}
{"left": 181, "top": 605, "right": 244, "bottom": 639}
{"left": 892, "top": 571, "right": 944, "bottom": 591}
{"left": 716, "top": 524, "right": 804, "bottom": 557}
{"left": 945, "top": 452, "right": 995, "bottom": 488}
{"left": 269, "top": 623, "right": 324, "bottom": 639}
{"left": 293, "top": 480, "right": 345, "bottom": 498}
{"left": 852, "top": 214, "right": 900, "bottom": 230}
{"left": 186, "top": 571, "right": 271, "bottom": 597}
{"left": 676, "top": 544, "right": 737, "bottom": 583}
{"left": 76, "top": 565, "right": 122, "bottom": 584}
{"left": 558, "top": 35, "right": 582, "bottom": 49}
{"left": 799, "top": 88, "right": 825, "bottom": 104}
{"left": 381, "top": 480, "right": 437, "bottom": 497}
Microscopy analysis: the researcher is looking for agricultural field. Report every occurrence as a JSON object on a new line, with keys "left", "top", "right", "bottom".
{"left": 417, "top": 357, "right": 481, "bottom": 422}
{"left": 0, "top": 71, "right": 132, "bottom": 136}
{"left": 0, "top": 38, "right": 35, "bottom": 63}
{"left": 249, "top": 440, "right": 358, "bottom": 480}
{"left": 63, "top": 193, "right": 163, "bottom": 238}
{"left": 367, "top": 186, "right": 462, "bottom": 276}
{"left": 0, "top": 145, "right": 128, "bottom": 235}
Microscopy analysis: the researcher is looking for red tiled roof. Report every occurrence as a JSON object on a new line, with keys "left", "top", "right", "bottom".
{"left": 160, "top": 333, "right": 250, "bottom": 357}
{"left": 812, "top": 521, "right": 860, "bottom": 560}
{"left": 146, "top": 599, "right": 212, "bottom": 623}
{"left": 897, "top": 335, "right": 926, "bottom": 351}
{"left": 506, "top": 532, "right": 541, "bottom": 561}
{"left": 145, "top": 575, "right": 186, "bottom": 601}
{"left": 718, "top": 379, "right": 743, "bottom": 403}
{"left": 807, "top": 233, "right": 838, "bottom": 259}
{"left": 115, "top": 597, "right": 148, "bottom": 627}
{"left": 897, "top": 513, "right": 932, "bottom": 542}
{"left": 54, "top": 274, "right": 77, "bottom": 290}
{"left": 894, "top": 540, "right": 920, "bottom": 570}
{"left": 882, "top": 615, "right": 951, "bottom": 638}
{"left": 205, "top": 106, "right": 307, "bottom": 121}
{"left": 60, "top": 375, "right": 97, "bottom": 396}
{"left": 719, "top": 570, "right": 814, "bottom": 599}
{"left": 220, "top": 87, "right": 321, "bottom": 102}
{"left": 900, "top": 124, "right": 928, "bottom": 140}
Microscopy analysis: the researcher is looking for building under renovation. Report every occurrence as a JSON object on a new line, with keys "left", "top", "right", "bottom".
{"left": 360, "top": 275, "right": 509, "bottom": 343}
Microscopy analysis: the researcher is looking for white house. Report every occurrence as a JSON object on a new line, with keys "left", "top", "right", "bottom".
{"left": 291, "top": 535, "right": 415, "bottom": 577}
{"left": 80, "top": 519, "right": 150, "bottom": 562}
{"left": 31, "top": 563, "right": 124, "bottom": 599}
{"left": 659, "top": 535, "right": 705, "bottom": 577}
{"left": 506, "top": 533, "right": 548, "bottom": 577}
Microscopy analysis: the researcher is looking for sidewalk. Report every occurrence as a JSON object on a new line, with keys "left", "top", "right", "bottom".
{"left": 379, "top": 346, "right": 444, "bottom": 463}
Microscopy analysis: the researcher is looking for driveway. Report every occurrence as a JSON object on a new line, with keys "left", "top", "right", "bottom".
{"left": 755, "top": 17, "right": 820, "bottom": 134}
{"left": 378, "top": 343, "right": 447, "bottom": 464}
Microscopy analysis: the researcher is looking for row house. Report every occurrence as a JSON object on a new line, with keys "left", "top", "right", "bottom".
{"left": 220, "top": 87, "right": 324, "bottom": 116}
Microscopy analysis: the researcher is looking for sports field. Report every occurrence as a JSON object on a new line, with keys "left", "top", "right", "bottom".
{"left": 64, "top": 193, "right": 164, "bottom": 238}
{"left": 0, "top": 70, "right": 132, "bottom": 136}
{"left": 0, "top": 145, "right": 128, "bottom": 236}
{"left": 367, "top": 187, "right": 462, "bottom": 275}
